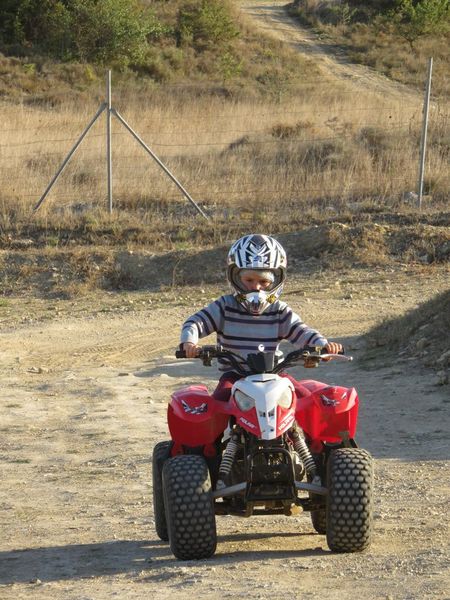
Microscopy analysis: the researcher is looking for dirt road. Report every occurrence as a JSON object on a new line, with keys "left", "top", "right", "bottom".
{"left": 0, "top": 262, "right": 449, "bottom": 599}
{"left": 238, "top": 0, "right": 421, "bottom": 101}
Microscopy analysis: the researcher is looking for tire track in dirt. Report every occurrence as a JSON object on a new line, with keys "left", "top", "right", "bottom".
{"left": 1, "top": 308, "right": 182, "bottom": 372}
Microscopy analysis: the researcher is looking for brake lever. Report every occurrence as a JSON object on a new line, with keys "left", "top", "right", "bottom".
{"left": 319, "top": 354, "right": 353, "bottom": 361}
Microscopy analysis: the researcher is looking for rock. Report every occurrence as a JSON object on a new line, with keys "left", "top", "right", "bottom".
{"left": 402, "top": 191, "right": 418, "bottom": 205}
{"left": 416, "top": 338, "right": 428, "bottom": 351}
{"left": 436, "top": 370, "right": 448, "bottom": 385}
{"left": 27, "top": 366, "right": 48, "bottom": 374}
{"left": 437, "top": 349, "right": 450, "bottom": 366}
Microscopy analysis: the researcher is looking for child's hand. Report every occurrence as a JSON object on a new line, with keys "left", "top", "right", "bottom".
{"left": 322, "top": 341, "right": 343, "bottom": 360}
{"left": 183, "top": 342, "right": 200, "bottom": 358}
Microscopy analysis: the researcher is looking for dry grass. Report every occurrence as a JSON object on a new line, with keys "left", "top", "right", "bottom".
{"left": 1, "top": 221, "right": 449, "bottom": 299}
{"left": 0, "top": 77, "right": 448, "bottom": 227}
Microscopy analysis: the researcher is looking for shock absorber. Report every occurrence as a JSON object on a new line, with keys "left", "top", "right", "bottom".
{"left": 290, "top": 426, "right": 316, "bottom": 477}
{"left": 216, "top": 433, "right": 240, "bottom": 490}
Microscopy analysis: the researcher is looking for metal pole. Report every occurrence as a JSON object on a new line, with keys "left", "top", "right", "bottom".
{"left": 112, "top": 108, "right": 209, "bottom": 220}
{"left": 34, "top": 103, "right": 107, "bottom": 211}
{"left": 106, "top": 70, "right": 113, "bottom": 213}
{"left": 417, "top": 57, "right": 433, "bottom": 210}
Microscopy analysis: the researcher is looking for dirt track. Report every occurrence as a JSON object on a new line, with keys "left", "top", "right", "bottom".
{"left": 0, "top": 262, "right": 449, "bottom": 599}
{"left": 238, "top": 0, "right": 421, "bottom": 101}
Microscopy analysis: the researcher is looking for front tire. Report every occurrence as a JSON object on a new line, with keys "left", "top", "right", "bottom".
{"left": 152, "top": 441, "right": 171, "bottom": 541}
{"left": 163, "top": 455, "right": 217, "bottom": 560}
{"left": 326, "top": 448, "right": 373, "bottom": 552}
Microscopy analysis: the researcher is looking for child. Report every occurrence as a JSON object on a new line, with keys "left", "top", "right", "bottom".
{"left": 180, "top": 234, "right": 342, "bottom": 401}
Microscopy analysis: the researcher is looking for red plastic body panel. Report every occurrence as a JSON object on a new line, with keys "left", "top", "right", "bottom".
{"left": 168, "top": 385, "right": 230, "bottom": 446}
{"left": 295, "top": 380, "right": 359, "bottom": 443}
{"left": 168, "top": 379, "right": 359, "bottom": 447}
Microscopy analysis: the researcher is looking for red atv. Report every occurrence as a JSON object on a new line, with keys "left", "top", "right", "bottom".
{"left": 152, "top": 345, "right": 373, "bottom": 560}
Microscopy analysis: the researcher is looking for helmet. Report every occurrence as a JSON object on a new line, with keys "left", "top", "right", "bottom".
{"left": 227, "top": 234, "right": 287, "bottom": 314}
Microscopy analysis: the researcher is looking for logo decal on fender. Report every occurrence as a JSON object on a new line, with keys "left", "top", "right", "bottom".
{"left": 181, "top": 399, "right": 207, "bottom": 414}
{"left": 320, "top": 394, "right": 340, "bottom": 407}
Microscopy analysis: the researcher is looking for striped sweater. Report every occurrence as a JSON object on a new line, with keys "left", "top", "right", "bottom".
{"left": 180, "top": 294, "right": 328, "bottom": 372}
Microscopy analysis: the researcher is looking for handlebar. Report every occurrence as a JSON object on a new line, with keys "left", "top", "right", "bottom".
{"left": 175, "top": 344, "right": 351, "bottom": 374}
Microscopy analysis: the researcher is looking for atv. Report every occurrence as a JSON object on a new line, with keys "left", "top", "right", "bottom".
{"left": 152, "top": 345, "right": 373, "bottom": 560}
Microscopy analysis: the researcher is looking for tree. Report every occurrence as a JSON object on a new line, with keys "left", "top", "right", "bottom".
{"left": 389, "top": 0, "right": 450, "bottom": 49}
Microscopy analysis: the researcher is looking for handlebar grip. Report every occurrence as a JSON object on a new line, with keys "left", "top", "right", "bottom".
{"left": 175, "top": 350, "right": 187, "bottom": 359}
{"left": 303, "top": 345, "right": 345, "bottom": 355}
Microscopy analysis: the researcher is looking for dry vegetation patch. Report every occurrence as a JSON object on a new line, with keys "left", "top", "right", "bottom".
{"left": 0, "top": 2, "right": 448, "bottom": 217}
{"left": 2, "top": 220, "right": 449, "bottom": 297}
{"left": 0, "top": 87, "right": 448, "bottom": 218}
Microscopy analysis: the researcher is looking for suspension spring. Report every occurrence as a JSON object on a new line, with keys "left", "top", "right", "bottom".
{"left": 218, "top": 435, "right": 240, "bottom": 479}
{"left": 291, "top": 428, "right": 316, "bottom": 477}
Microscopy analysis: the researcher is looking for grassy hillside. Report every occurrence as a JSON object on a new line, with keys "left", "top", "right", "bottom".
{"left": 0, "top": 0, "right": 317, "bottom": 102}
{"left": 1, "top": 0, "right": 448, "bottom": 100}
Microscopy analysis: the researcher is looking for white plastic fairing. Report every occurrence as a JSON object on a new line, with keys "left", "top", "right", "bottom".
{"left": 232, "top": 374, "right": 295, "bottom": 440}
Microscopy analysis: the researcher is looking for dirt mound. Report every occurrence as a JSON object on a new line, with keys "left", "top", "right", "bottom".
{"left": 113, "top": 223, "right": 449, "bottom": 290}
{"left": 364, "top": 289, "right": 450, "bottom": 384}
{"left": 1, "top": 222, "right": 449, "bottom": 296}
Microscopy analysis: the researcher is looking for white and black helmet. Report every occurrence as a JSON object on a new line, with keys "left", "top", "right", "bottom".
{"left": 227, "top": 234, "right": 287, "bottom": 314}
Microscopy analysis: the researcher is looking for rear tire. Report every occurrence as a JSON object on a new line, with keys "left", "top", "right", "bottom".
{"left": 310, "top": 505, "right": 327, "bottom": 534}
{"left": 326, "top": 448, "right": 373, "bottom": 552}
{"left": 163, "top": 455, "right": 217, "bottom": 560}
{"left": 152, "top": 441, "right": 171, "bottom": 541}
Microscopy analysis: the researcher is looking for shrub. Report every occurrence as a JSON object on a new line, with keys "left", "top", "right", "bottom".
{"left": 0, "top": 0, "right": 168, "bottom": 66}
{"left": 69, "top": 0, "right": 168, "bottom": 66}
{"left": 177, "top": 0, "right": 239, "bottom": 52}
{"left": 0, "top": 0, "right": 72, "bottom": 57}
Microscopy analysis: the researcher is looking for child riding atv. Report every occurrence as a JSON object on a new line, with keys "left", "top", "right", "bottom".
{"left": 180, "top": 233, "right": 343, "bottom": 401}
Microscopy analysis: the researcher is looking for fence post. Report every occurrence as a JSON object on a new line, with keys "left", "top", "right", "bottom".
{"left": 106, "top": 70, "right": 113, "bottom": 213}
{"left": 417, "top": 57, "right": 433, "bottom": 210}
{"left": 34, "top": 102, "right": 106, "bottom": 211}
{"left": 35, "top": 70, "right": 206, "bottom": 217}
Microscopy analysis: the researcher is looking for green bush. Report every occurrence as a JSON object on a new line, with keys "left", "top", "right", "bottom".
{"left": 0, "top": 0, "right": 168, "bottom": 66}
{"left": 70, "top": 0, "right": 168, "bottom": 66}
{"left": 177, "top": 0, "right": 239, "bottom": 51}
{"left": 0, "top": 0, "right": 72, "bottom": 57}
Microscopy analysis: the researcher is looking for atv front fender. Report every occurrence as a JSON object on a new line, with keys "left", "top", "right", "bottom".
{"left": 296, "top": 383, "right": 359, "bottom": 443}
{"left": 168, "top": 385, "right": 230, "bottom": 446}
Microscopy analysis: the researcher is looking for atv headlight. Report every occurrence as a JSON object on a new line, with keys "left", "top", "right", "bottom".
{"left": 277, "top": 388, "right": 293, "bottom": 409}
{"left": 234, "top": 390, "right": 255, "bottom": 412}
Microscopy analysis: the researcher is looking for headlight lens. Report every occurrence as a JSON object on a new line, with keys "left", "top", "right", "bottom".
{"left": 234, "top": 390, "right": 255, "bottom": 412}
{"left": 278, "top": 388, "right": 293, "bottom": 409}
